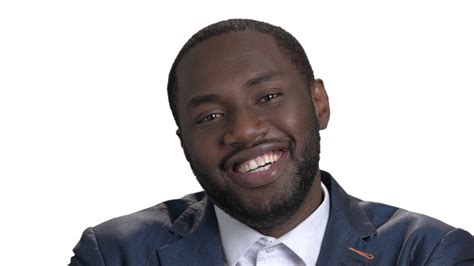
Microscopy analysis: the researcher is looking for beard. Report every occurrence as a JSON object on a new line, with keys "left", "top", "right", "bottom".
{"left": 188, "top": 117, "right": 321, "bottom": 229}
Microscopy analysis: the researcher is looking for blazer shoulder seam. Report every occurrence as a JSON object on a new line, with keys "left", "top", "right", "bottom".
{"left": 423, "top": 228, "right": 461, "bottom": 265}
{"left": 90, "top": 227, "right": 107, "bottom": 265}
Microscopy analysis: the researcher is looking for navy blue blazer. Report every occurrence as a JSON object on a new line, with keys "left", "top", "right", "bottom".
{"left": 70, "top": 171, "right": 474, "bottom": 265}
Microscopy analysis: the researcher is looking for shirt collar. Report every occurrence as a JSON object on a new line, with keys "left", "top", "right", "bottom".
{"left": 214, "top": 205, "right": 262, "bottom": 265}
{"left": 215, "top": 182, "right": 330, "bottom": 266}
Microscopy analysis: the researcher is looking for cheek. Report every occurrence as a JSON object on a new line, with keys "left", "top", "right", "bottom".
{"left": 183, "top": 131, "right": 223, "bottom": 171}
{"left": 267, "top": 99, "right": 316, "bottom": 136}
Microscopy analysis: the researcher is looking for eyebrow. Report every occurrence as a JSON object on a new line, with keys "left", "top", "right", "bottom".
{"left": 186, "top": 71, "right": 283, "bottom": 110}
{"left": 244, "top": 70, "right": 283, "bottom": 88}
{"left": 187, "top": 94, "right": 220, "bottom": 110}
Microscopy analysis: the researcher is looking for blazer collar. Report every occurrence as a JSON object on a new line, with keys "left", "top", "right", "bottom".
{"left": 317, "top": 171, "right": 378, "bottom": 265}
{"left": 156, "top": 197, "right": 225, "bottom": 266}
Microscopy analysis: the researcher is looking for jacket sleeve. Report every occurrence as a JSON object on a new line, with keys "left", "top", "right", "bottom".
{"left": 69, "top": 227, "right": 106, "bottom": 266}
{"left": 425, "top": 228, "right": 474, "bottom": 265}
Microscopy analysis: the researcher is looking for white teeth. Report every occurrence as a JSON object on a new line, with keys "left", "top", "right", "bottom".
{"left": 243, "top": 164, "right": 250, "bottom": 173}
{"left": 249, "top": 160, "right": 258, "bottom": 171}
{"left": 263, "top": 154, "right": 270, "bottom": 164}
{"left": 271, "top": 153, "right": 276, "bottom": 162}
{"left": 253, "top": 164, "right": 271, "bottom": 172}
{"left": 235, "top": 151, "right": 282, "bottom": 173}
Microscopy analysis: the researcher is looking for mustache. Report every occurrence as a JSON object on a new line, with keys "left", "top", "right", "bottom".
{"left": 219, "top": 138, "right": 293, "bottom": 171}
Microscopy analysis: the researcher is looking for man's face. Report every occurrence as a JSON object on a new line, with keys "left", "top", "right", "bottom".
{"left": 175, "top": 31, "right": 329, "bottom": 229}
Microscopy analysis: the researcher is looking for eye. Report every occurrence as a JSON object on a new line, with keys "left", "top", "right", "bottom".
{"left": 258, "top": 92, "right": 283, "bottom": 103}
{"left": 197, "top": 113, "right": 223, "bottom": 124}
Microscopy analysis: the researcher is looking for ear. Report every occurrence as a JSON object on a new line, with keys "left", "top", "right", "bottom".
{"left": 176, "top": 128, "right": 182, "bottom": 145}
{"left": 176, "top": 128, "right": 191, "bottom": 162}
{"left": 311, "top": 79, "right": 330, "bottom": 130}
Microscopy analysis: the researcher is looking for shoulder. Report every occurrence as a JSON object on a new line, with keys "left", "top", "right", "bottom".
{"left": 323, "top": 170, "right": 472, "bottom": 243}
{"left": 357, "top": 199, "right": 474, "bottom": 264}
{"left": 93, "top": 191, "right": 207, "bottom": 240}
{"left": 321, "top": 171, "right": 474, "bottom": 264}
{"left": 359, "top": 199, "right": 454, "bottom": 236}
{"left": 70, "top": 192, "right": 208, "bottom": 265}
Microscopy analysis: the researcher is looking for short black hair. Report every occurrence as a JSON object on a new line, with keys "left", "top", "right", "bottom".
{"left": 167, "top": 18, "right": 315, "bottom": 126}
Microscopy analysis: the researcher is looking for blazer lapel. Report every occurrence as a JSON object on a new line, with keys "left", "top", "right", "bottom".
{"left": 157, "top": 198, "right": 225, "bottom": 266}
{"left": 317, "top": 171, "right": 378, "bottom": 265}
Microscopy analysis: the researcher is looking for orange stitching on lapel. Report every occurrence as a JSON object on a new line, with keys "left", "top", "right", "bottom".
{"left": 348, "top": 247, "right": 375, "bottom": 260}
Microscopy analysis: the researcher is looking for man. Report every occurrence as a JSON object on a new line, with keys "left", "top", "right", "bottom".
{"left": 70, "top": 19, "right": 474, "bottom": 265}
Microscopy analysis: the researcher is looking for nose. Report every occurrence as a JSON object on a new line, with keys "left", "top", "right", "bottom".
{"left": 223, "top": 109, "right": 269, "bottom": 147}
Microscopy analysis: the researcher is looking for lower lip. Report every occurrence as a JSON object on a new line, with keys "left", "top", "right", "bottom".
{"left": 227, "top": 151, "right": 289, "bottom": 188}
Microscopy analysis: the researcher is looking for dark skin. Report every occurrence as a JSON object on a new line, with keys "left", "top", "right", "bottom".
{"left": 175, "top": 31, "right": 330, "bottom": 238}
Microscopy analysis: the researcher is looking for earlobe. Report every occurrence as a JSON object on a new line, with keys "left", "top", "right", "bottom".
{"left": 311, "top": 79, "right": 330, "bottom": 130}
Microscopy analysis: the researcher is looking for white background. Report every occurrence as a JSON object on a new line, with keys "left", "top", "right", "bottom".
{"left": 1, "top": 1, "right": 473, "bottom": 264}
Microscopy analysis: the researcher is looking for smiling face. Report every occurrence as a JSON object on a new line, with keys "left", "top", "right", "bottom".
{"left": 175, "top": 31, "right": 330, "bottom": 234}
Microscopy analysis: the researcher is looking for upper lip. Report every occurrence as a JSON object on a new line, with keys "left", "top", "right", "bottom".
{"left": 222, "top": 141, "right": 289, "bottom": 172}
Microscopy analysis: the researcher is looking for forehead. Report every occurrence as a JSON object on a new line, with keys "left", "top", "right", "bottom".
{"left": 176, "top": 31, "right": 298, "bottom": 100}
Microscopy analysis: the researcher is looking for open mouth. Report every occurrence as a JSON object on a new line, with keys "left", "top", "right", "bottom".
{"left": 233, "top": 150, "right": 283, "bottom": 173}
{"left": 222, "top": 141, "right": 290, "bottom": 188}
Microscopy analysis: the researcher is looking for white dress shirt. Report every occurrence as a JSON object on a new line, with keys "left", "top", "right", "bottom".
{"left": 215, "top": 182, "right": 330, "bottom": 266}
